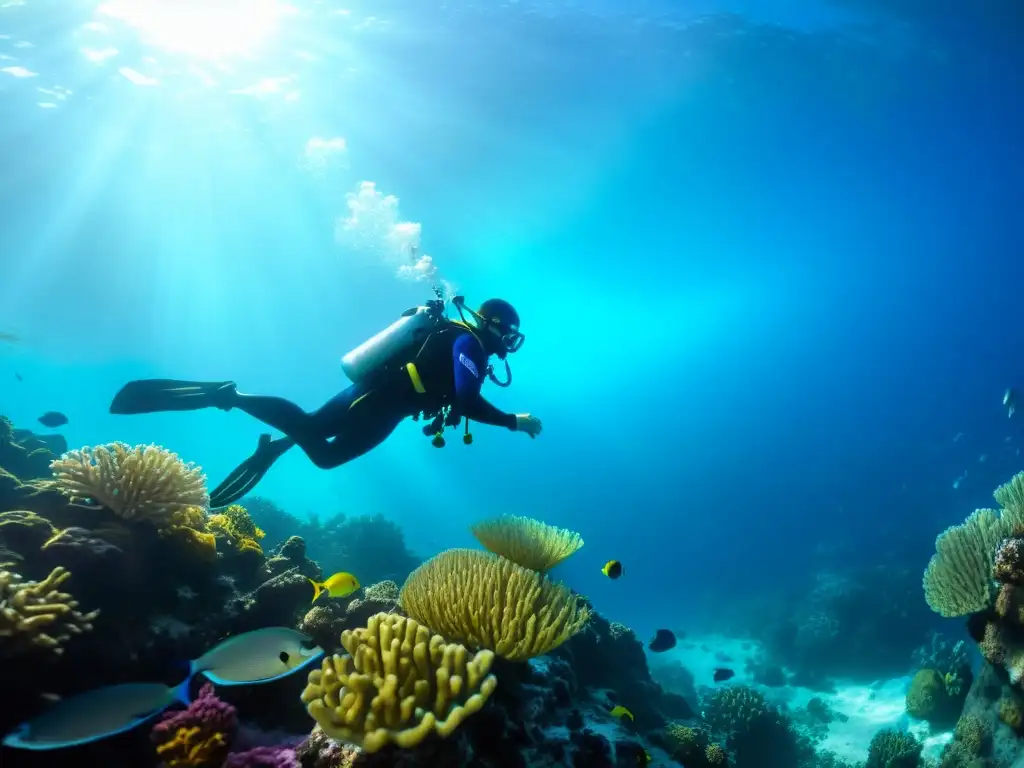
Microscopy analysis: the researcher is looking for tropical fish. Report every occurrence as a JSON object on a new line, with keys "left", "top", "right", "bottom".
{"left": 37, "top": 411, "right": 68, "bottom": 428}
{"left": 648, "top": 629, "right": 676, "bottom": 653}
{"left": 0, "top": 330, "right": 19, "bottom": 344}
{"left": 307, "top": 571, "right": 360, "bottom": 602}
{"left": 601, "top": 560, "right": 623, "bottom": 579}
{"left": 1, "top": 681, "right": 189, "bottom": 750}
{"left": 713, "top": 667, "right": 735, "bottom": 682}
{"left": 610, "top": 705, "right": 634, "bottom": 722}
{"left": 189, "top": 626, "right": 324, "bottom": 685}
{"left": 15, "top": 372, "right": 22, "bottom": 382}
{"left": 2, "top": 627, "right": 323, "bottom": 750}
{"left": 1006, "top": 388, "right": 1017, "bottom": 418}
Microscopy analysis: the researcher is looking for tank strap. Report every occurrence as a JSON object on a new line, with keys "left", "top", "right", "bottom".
{"left": 405, "top": 362, "right": 427, "bottom": 394}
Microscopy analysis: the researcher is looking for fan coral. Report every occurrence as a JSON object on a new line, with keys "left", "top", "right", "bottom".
{"left": 50, "top": 443, "right": 209, "bottom": 528}
{"left": 923, "top": 508, "right": 1018, "bottom": 617}
{"left": 302, "top": 612, "right": 497, "bottom": 753}
{"left": 400, "top": 548, "right": 591, "bottom": 661}
{"left": 151, "top": 683, "right": 237, "bottom": 767}
{"left": 470, "top": 514, "right": 584, "bottom": 572}
{"left": 0, "top": 566, "right": 98, "bottom": 656}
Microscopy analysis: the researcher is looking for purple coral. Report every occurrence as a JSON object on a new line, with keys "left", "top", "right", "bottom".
{"left": 151, "top": 683, "right": 238, "bottom": 755}
{"left": 224, "top": 745, "right": 300, "bottom": 768}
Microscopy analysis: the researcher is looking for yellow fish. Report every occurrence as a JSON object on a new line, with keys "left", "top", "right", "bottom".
{"left": 601, "top": 560, "right": 624, "bottom": 579}
{"left": 610, "top": 705, "right": 634, "bottom": 722}
{"left": 307, "top": 571, "right": 360, "bottom": 602}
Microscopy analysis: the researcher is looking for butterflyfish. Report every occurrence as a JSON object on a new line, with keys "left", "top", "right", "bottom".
{"left": 601, "top": 560, "right": 624, "bottom": 579}
{"left": 610, "top": 705, "right": 634, "bottom": 722}
{"left": 307, "top": 571, "right": 360, "bottom": 602}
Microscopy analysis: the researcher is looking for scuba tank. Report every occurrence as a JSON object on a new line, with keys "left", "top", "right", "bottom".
{"left": 340, "top": 303, "right": 444, "bottom": 384}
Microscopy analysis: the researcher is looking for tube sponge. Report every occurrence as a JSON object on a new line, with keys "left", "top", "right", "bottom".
{"left": 49, "top": 443, "right": 209, "bottom": 528}
{"left": 301, "top": 612, "right": 497, "bottom": 753}
{"left": 0, "top": 566, "right": 99, "bottom": 656}
{"left": 399, "top": 548, "right": 591, "bottom": 661}
{"left": 469, "top": 514, "right": 584, "bottom": 572}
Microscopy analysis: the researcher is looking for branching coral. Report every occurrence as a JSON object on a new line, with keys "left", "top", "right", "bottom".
{"left": 301, "top": 612, "right": 497, "bottom": 753}
{"left": 399, "top": 548, "right": 591, "bottom": 661}
{"left": 865, "top": 728, "right": 922, "bottom": 768}
{"left": 151, "top": 683, "right": 237, "bottom": 767}
{"left": 470, "top": 514, "right": 584, "bottom": 572}
{"left": 0, "top": 565, "right": 98, "bottom": 656}
{"left": 50, "top": 443, "right": 209, "bottom": 528}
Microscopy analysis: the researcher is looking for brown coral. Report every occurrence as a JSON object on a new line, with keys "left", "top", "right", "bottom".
{"left": 49, "top": 443, "right": 208, "bottom": 528}
{"left": 999, "top": 697, "right": 1024, "bottom": 731}
{"left": 994, "top": 537, "right": 1024, "bottom": 585}
{"left": 995, "top": 584, "right": 1024, "bottom": 625}
{"left": 0, "top": 566, "right": 98, "bottom": 656}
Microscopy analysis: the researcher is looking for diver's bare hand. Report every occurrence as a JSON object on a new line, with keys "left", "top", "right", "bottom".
{"left": 515, "top": 414, "right": 542, "bottom": 438}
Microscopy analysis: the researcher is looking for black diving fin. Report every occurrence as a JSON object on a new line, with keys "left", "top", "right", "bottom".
{"left": 109, "top": 379, "right": 237, "bottom": 415}
{"left": 209, "top": 433, "right": 296, "bottom": 508}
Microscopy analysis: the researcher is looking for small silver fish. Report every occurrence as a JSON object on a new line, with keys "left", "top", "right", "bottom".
{"left": 1005, "top": 389, "right": 1016, "bottom": 418}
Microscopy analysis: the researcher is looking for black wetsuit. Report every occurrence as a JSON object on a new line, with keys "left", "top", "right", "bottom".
{"left": 231, "top": 325, "right": 518, "bottom": 469}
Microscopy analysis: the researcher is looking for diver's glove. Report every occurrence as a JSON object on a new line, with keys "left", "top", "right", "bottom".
{"left": 515, "top": 413, "right": 543, "bottom": 438}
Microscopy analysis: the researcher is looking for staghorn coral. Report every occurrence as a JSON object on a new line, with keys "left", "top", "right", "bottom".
{"left": 469, "top": 514, "right": 584, "bottom": 572}
{"left": 301, "top": 612, "right": 497, "bottom": 753}
{"left": 0, "top": 565, "right": 98, "bottom": 656}
{"left": 400, "top": 548, "right": 591, "bottom": 661}
{"left": 151, "top": 683, "right": 237, "bottom": 767}
{"left": 49, "top": 442, "right": 209, "bottom": 528}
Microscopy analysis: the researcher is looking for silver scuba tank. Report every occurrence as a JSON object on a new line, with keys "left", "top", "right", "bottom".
{"left": 340, "top": 306, "right": 437, "bottom": 384}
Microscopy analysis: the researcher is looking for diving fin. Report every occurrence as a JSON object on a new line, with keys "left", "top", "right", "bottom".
{"left": 109, "top": 379, "right": 237, "bottom": 415}
{"left": 209, "top": 433, "right": 295, "bottom": 508}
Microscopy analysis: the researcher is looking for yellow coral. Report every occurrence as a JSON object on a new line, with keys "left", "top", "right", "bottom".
{"left": 399, "top": 548, "right": 591, "bottom": 661}
{"left": 49, "top": 443, "right": 209, "bottom": 528}
{"left": 0, "top": 566, "right": 98, "bottom": 656}
{"left": 470, "top": 514, "right": 584, "bottom": 572}
{"left": 209, "top": 505, "right": 264, "bottom": 541}
{"left": 155, "top": 725, "right": 230, "bottom": 766}
{"left": 301, "top": 612, "right": 497, "bottom": 753}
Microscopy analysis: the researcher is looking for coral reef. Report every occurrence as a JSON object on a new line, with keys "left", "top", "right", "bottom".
{"left": 762, "top": 564, "right": 933, "bottom": 683}
{"left": 224, "top": 745, "right": 301, "bottom": 768}
{"left": 864, "top": 729, "right": 921, "bottom": 768}
{"left": 50, "top": 442, "right": 210, "bottom": 527}
{"left": 151, "top": 683, "right": 238, "bottom": 766}
{"left": 905, "top": 668, "right": 969, "bottom": 727}
{"left": 399, "top": 548, "right": 591, "bottom": 661}
{"left": 469, "top": 514, "right": 584, "bottom": 572}
{"left": 302, "top": 612, "right": 498, "bottom": 752}
{"left": 702, "top": 684, "right": 817, "bottom": 768}
{"left": 0, "top": 565, "right": 98, "bottom": 656}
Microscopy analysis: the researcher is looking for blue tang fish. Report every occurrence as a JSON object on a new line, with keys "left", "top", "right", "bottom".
{"left": 2, "top": 627, "right": 323, "bottom": 750}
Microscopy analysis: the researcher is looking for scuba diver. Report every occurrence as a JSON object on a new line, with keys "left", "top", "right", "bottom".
{"left": 109, "top": 295, "right": 542, "bottom": 508}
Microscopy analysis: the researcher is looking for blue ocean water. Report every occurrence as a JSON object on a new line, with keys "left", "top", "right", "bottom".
{"left": 0, "top": 0, "right": 1022, "bottom": 654}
